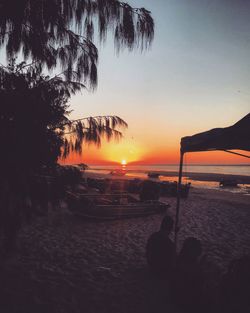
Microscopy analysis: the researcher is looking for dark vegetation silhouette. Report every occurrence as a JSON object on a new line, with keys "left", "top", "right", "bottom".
{"left": 0, "top": 60, "right": 127, "bottom": 254}
{"left": 0, "top": 0, "right": 154, "bottom": 88}
{"left": 0, "top": 0, "right": 154, "bottom": 171}
{"left": 0, "top": 59, "right": 128, "bottom": 167}
{"left": 140, "top": 180, "right": 161, "bottom": 201}
{"left": 0, "top": 0, "right": 154, "bottom": 254}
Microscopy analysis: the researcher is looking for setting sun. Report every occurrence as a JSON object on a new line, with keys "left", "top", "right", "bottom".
{"left": 121, "top": 159, "right": 127, "bottom": 165}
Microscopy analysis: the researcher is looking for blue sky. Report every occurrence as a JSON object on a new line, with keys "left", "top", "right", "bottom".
{"left": 70, "top": 0, "right": 250, "bottom": 129}
{"left": 1, "top": 0, "right": 250, "bottom": 163}
{"left": 67, "top": 0, "right": 250, "bottom": 163}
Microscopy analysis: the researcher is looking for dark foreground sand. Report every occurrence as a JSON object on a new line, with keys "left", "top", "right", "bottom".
{"left": 0, "top": 187, "right": 249, "bottom": 313}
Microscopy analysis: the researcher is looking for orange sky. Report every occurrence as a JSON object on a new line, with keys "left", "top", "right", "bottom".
{"left": 61, "top": 138, "right": 250, "bottom": 165}
{"left": 59, "top": 0, "right": 250, "bottom": 166}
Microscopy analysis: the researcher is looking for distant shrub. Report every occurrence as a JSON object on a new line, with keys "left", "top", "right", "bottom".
{"left": 56, "top": 165, "right": 82, "bottom": 189}
{"left": 140, "top": 180, "right": 160, "bottom": 201}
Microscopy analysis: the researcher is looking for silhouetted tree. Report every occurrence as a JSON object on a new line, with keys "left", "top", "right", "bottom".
{"left": 0, "top": 60, "right": 127, "bottom": 170}
{"left": 0, "top": 0, "right": 153, "bottom": 168}
{"left": 0, "top": 0, "right": 154, "bottom": 253}
{"left": 0, "top": 60, "right": 127, "bottom": 254}
{"left": 0, "top": 0, "right": 154, "bottom": 88}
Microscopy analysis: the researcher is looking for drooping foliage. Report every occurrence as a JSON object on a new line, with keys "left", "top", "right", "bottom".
{"left": 0, "top": 1, "right": 151, "bottom": 252}
{"left": 0, "top": 0, "right": 154, "bottom": 88}
{"left": 62, "top": 115, "right": 127, "bottom": 158}
{"left": 0, "top": 60, "right": 127, "bottom": 176}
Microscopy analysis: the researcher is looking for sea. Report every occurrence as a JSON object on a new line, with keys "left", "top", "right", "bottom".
{"left": 89, "top": 164, "right": 250, "bottom": 176}
{"left": 86, "top": 164, "right": 250, "bottom": 195}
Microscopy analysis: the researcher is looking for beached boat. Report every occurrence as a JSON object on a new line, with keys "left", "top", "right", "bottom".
{"left": 219, "top": 179, "right": 238, "bottom": 187}
{"left": 67, "top": 192, "right": 169, "bottom": 220}
{"left": 148, "top": 172, "right": 160, "bottom": 178}
{"left": 110, "top": 169, "right": 126, "bottom": 176}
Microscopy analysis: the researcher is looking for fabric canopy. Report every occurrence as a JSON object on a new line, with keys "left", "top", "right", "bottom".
{"left": 181, "top": 113, "right": 250, "bottom": 153}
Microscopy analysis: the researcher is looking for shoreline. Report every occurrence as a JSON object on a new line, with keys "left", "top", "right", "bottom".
{"left": 83, "top": 169, "right": 250, "bottom": 197}
{"left": 84, "top": 169, "right": 250, "bottom": 184}
{"left": 86, "top": 168, "right": 250, "bottom": 184}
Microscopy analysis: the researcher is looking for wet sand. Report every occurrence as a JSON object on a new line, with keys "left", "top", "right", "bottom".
{"left": 86, "top": 168, "right": 250, "bottom": 184}
{"left": 0, "top": 182, "right": 249, "bottom": 313}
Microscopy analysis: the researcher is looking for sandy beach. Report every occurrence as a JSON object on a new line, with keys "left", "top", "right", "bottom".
{"left": 0, "top": 173, "right": 249, "bottom": 313}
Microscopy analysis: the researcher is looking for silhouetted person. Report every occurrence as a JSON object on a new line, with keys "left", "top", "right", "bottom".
{"left": 146, "top": 215, "right": 175, "bottom": 280}
{"left": 219, "top": 255, "right": 250, "bottom": 313}
{"left": 171, "top": 237, "right": 205, "bottom": 313}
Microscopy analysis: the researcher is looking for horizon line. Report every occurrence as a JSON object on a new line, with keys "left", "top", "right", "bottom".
{"left": 75, "top": 163, "right": 250, "bottom": 166}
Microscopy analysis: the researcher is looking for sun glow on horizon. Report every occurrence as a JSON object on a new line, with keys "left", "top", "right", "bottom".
{"left": 100, "top": 138, "right": 145, "bottom": 164}
{"left": 121, "top": 159, "right": 127, "bottom": 165}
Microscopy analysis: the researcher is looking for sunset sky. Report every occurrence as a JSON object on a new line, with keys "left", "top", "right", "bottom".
{"left": 2, "top": 0, "right": 250, "bottom": 165}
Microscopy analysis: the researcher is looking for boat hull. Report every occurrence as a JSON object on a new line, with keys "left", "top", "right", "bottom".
{"left": 69, "top": 197, "right": 169, "bottom": 220}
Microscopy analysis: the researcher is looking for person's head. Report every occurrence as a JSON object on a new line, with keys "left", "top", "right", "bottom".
{"left": 180, "top": 237, "right": 202, "bottom": 261}
{"left": 160, "top": 215, "right": 174, "bottom": 234}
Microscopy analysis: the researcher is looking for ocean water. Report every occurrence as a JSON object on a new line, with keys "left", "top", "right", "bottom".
{"left": 89, "top": 164, "right": 250, "bottom": 176}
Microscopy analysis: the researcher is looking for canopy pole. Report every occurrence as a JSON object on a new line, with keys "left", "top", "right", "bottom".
{"left": 174, "top": 150, "right": 184, "bottom": 250}
{"left": 222, "top": 150, "right": 250, "bottom": 159}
